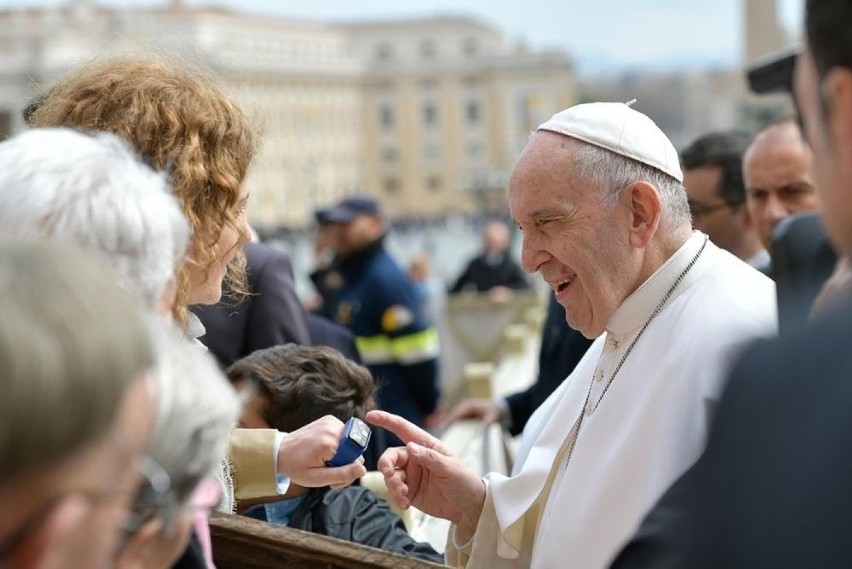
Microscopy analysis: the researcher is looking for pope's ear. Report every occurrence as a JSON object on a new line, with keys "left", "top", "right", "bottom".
{"left": 625, "top": 181, "right": 661, "bottom": 248}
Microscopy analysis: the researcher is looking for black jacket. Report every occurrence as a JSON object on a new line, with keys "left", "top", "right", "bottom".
{"left": 504, "top": 296, "right": 593, "bottom": 436}
{"left": 449, "top": 252, "right": 529, "bottom": 293}
{"left": 307, "top": 313, "right": 361, "bottom": 363}
{"left": 192, "top": 241, "right": 310, "bottom": 367}
{"left": 247, "top": 487, "right": 444, "bottom": 564}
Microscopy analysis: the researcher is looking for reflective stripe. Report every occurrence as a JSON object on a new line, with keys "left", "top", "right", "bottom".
{"left": 356, "top": 335, "right": 393, "bottom": 365}
{"left": 356, "top": 328, "right": 440, "bottom": 366}
{"left": 391, "top": 328, "right": 440, "bottom": 364}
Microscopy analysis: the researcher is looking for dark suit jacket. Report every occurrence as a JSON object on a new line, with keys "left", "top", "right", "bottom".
{"left": 504, "top": 296, "right": 593, "bottom": 436}
{"left": 307, "top": 313, "right": 361, "bottom": 363}
{"left": 191, "top": 241, "right": 310, "bottom": 367}
{"left": 771, "top": 212, "right": 837, "bottom": 333}
{"left": 449, "top": 252, "right": 530, "bottom": 293}
{"left": 611, "top": 305, "right": 852, "bottom": 569}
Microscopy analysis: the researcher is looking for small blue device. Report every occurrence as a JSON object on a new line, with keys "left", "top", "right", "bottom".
{"left": 326, "top": 417, "right": 371, "bottom": 467}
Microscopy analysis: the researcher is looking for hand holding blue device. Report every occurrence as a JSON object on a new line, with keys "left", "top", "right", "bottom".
{"left": 326, "top": 417, "right": 371, "bottom": 467}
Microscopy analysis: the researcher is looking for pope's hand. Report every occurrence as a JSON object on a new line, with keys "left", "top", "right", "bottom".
{"left": 277, "top": 415, "right": 366, "bottom": 489}
{"left": 367, "top": 410, "right": 485, "bottom": 540}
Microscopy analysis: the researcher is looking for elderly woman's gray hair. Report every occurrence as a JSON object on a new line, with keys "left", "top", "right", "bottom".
{"left": 0, "top": 128, "right": 189, "bottom": 310}
{"left": 138, "top": 319, "right": 240, "bottom": 521}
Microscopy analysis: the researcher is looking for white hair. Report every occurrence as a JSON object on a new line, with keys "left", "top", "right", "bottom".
{"left": 572, "top": 142, "right": 691, "bottom": 230}
{"left": 0, "top": 128, "right": 190, "bottom": 310}
{"left": 145, "top": 317, "right": 240, "bottom": 514}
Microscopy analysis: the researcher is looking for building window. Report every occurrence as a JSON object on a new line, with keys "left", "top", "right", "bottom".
{"left": 379, "top": 104, "right": 395, "bottom": 130}
{"left": 463, "top": 37, "right": 478, "bottom": 56}
{"left": 466, "top": 101, "right": 481, "bottom": 124}
{"left": 423, "top": 103, "right": 438, "bottom": 127}
{"left": 427, "top": 176, "right": 442, "bottom": 192}
{"left": 420, "top": 39, "right": 435, "bottom": 58}
{"left": 376, "top": 42, "right": 392, "bottom": 61}
{"left": 424, "top": 143, "right": 441, "bottom": 162}
{"left": 468, "top": 142, "right": 483, "bottom": 159}
{"left": 381, "top": 147, "right": 398, "bottom": 163}
{"left": 383, "top": 177, "right": 400, "bottom": 194}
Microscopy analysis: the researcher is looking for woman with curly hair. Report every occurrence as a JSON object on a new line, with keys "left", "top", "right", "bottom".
{"left": 29, "top": 56, "right": 366, "bottom": 568}
{"left": 30, "top": 57, "right": 255, "bottom": 326}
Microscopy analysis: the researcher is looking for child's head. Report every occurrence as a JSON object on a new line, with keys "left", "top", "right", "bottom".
{"left": 226, "top": 344, "right": 375, "bottom": 432}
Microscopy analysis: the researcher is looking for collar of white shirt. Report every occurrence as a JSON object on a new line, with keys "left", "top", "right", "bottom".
{"left": 606, "top": 231, "right": 707, "bottom": 339}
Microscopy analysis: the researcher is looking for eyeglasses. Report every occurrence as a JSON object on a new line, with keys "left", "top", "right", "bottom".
{"left": 123, "top": 466, "right": 223, "bottom": 539}
{"left": 122, "top": 455, "right": 175, "bottom": 536}
{"left": 689, "top": 199, "right": 744, "bottom": 222}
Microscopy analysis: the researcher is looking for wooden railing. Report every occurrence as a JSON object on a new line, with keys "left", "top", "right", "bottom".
{"left": 210, "top": 513, "right": 447, "bottom": 569}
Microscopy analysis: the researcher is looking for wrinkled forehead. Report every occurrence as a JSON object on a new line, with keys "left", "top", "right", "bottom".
{"left": 510, "top": 133, "right": 589, "bottom": 203}
{"left": 512, "top": 133, "right": 570, "bottom": 188}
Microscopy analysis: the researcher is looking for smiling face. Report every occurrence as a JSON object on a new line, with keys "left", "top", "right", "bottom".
{"left": 509, "top": 133, "right": 641, "bottom": 339}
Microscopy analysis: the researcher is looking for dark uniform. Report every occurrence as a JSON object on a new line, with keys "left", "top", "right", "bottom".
{"left": 449, "top": 251, "right": 530, "bottom": 293}
{"left": 331, "top": 237, "right": 440, "bottom": 447}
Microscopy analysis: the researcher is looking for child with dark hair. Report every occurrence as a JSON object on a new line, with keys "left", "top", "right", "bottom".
{"left": 226, "top": 344, "right": 443, "bottom": 563}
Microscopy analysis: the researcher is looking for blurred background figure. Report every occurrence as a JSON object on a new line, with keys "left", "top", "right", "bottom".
{"left": 450, "top": 219, "right": 530, "bottom": 301}
{"left": 681, "top": 130, "right": 769, "bottom": 271}
{"left": 408, "top": 252, "right": 446, "bottom": 328}
{"left": 117, "top": 319, "right": 240, "bottom": 569}
{"left": 324, "top": 196, "right": 441, "bottom": 446}
{"left": 307, "top": 207, "right": 344, "bottom": 319}
{"left": 743, "top": 116, "right": 836, "bottom": 329}
{"left": 0, "top": 242, "right": 155, "bottom": 569}
{"left": 743, "top": 117, "right": 822, "bottom": 261}
{"left": 226, "top": 344, "right": 442, "bottom": 563}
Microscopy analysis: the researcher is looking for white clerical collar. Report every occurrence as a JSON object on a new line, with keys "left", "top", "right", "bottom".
{"left": 606, "top": 231, "right": 707, "bottom": 338}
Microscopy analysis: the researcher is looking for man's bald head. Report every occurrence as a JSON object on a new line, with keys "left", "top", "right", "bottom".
{"left": 743, "top": 118, "right": 821, "bottom": 252}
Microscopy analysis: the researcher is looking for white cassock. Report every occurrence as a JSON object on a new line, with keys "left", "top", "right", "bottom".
{"left": 446, "top": 232, "right": 778, "bottom": 569}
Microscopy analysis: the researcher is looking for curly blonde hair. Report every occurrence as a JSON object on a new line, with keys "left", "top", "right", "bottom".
{"left": 30, "top": 56, "right": 257, "bottom": 324}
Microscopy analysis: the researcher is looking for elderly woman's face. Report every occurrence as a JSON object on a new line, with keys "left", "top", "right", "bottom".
{"left": 186, "top": 183, "right": 251, "bottom": 305}
{"left": 509, "top": 133, "right": 635, "bottom": 339}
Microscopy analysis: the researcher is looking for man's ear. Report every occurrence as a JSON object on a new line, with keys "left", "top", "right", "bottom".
{"left": 625, "top": 181, "right": 662, "bottom": 248}
{"left": 823, "top": 67, "right": 852, "bottom": 156}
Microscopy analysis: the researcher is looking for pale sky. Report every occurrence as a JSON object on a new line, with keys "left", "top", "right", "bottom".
{"left": 3, "top": 0, "right": 805, "bottom": 74}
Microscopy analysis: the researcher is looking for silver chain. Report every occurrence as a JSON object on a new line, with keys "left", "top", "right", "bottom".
{"left": 563, "top": 236, "right": 709, "bottom": 470}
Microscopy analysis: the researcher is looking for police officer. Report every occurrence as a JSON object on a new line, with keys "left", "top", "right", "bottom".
{"left": 325, "top": 196, "right": 441, "bottom": 447}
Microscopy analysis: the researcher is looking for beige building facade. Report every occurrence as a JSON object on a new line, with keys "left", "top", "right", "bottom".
{"left": 347, "top": 17, "right": 574, "bottom": 218}
{"left": 0, "top": 4, "right": 574, "bottom": 227}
